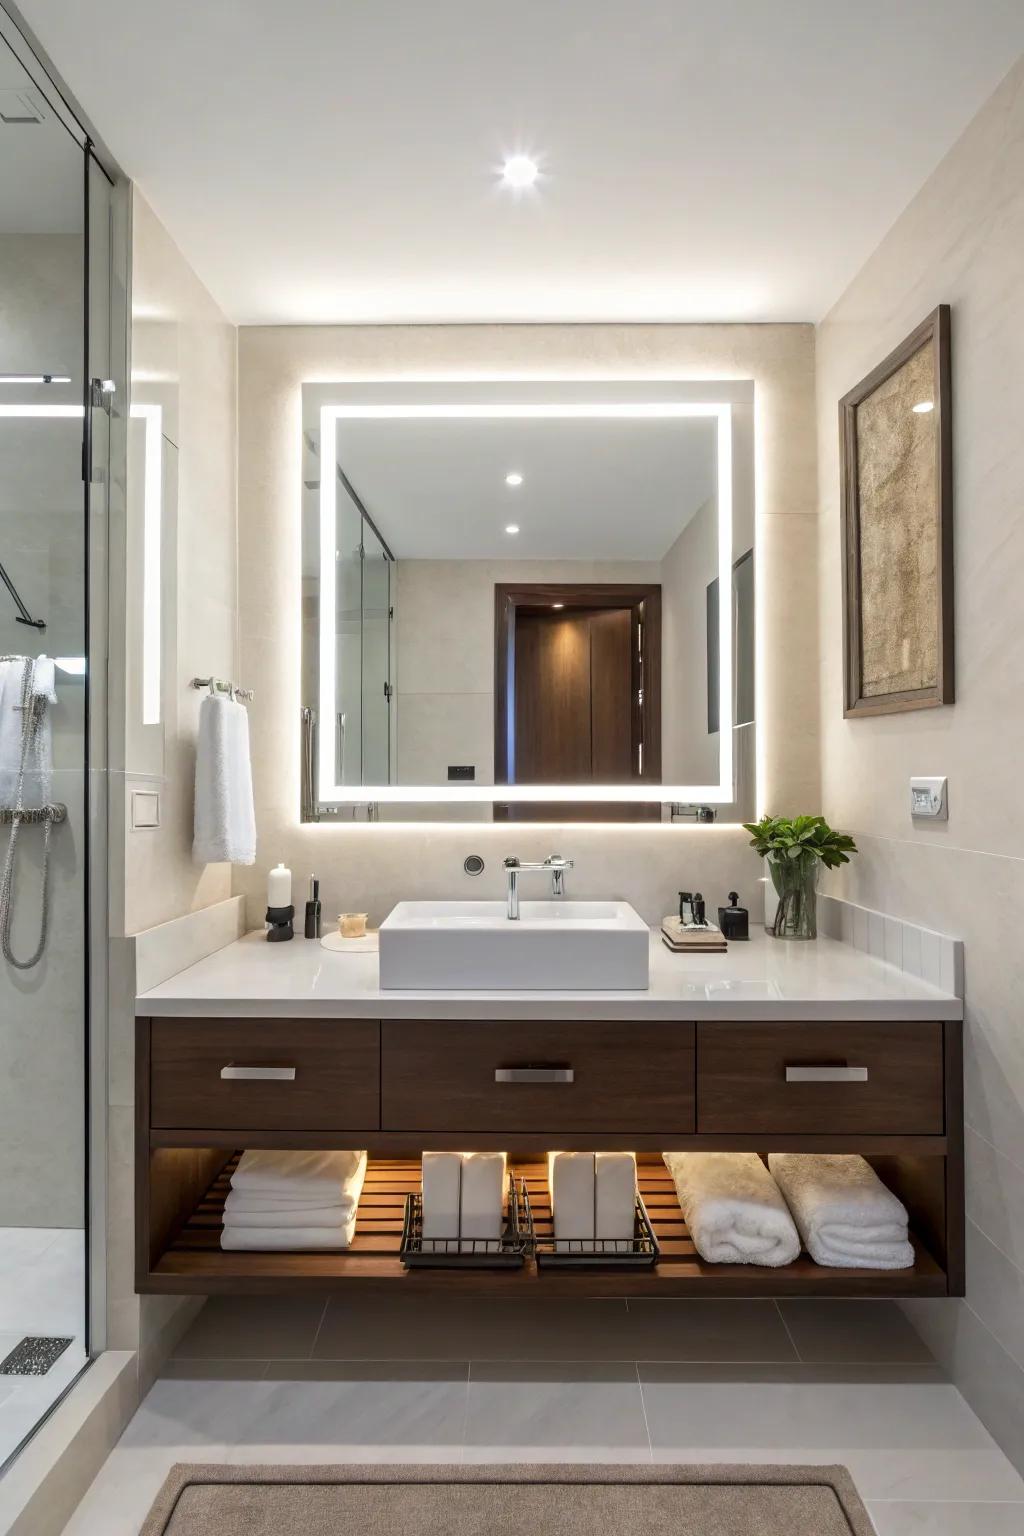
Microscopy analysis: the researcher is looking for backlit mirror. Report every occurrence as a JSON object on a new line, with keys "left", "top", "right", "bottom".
{"left": 301, "top": 382, "right": 755, "bottom": 822}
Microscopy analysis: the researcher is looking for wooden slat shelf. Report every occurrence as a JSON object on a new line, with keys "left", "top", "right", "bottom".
{"left": 146, "top": 1155, "right": 948, "bottom": 1297}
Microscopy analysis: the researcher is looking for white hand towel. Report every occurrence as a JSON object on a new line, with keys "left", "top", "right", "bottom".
{"left": 192, "top": 693, "right": 256, "bottom": 865}
{"left": 223, "top": 1201, "right": 359, "bottom": 1229}
{"left": 458, "top": 1152, "right": 506, "bottom": 1244}
{"left": 769, "top": 1153, "right": 914, "bottom": 1270}
{"left": 664, "top": 1151, "right": 801, "bottom": 1267}
{"left": 221, "top": 1214, "right": 358, "bottom": 1251}
{"left": 596, "top": 1152, "right": 637, "bottom": 1242}
{"left": 548, "top": 1151, "right": 595, "bottom": 1243}
{"left": 229, "top": 1149, "right": 366, "bottom": 1203}
{"left": 421, "top": 1151, "right": 463, "bottom": 1241}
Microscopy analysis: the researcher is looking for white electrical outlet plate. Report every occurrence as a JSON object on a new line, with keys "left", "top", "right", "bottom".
{"left": 910, "top": 776, "right": 947, "bottom": 820}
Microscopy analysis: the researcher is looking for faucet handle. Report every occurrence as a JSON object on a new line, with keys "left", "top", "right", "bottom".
{"left": 545, "top": 852, "right": 573, "bottom": 868}
{"left": 503, "top": 856, "right": 520, "bottom": 869}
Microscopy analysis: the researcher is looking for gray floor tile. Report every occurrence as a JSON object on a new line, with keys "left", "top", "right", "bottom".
{"left": 867, "top": 1501, "right": 1024, "bottom": 1535}
{"left": 777, "top": 1301, "right": 936, "bottom": 1364}
{"left": 314, "top": 1295, "right": 633, "bottom": 1360}
{"left": 624, "top": 1299, "right": 797, "bottom": 1361}
{"left": 173, "top": 1295, "right": 329, "bottom": 1360}
{"left": 638, "top": 1371, "right": 1024, "bottom": 1503}
{"left": 464, "top": 1360, "right": 651, "bottom": 1461}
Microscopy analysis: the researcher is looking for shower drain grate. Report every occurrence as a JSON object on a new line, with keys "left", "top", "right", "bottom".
{"left": 0, "top": 1336, "right": 73, "bottom": 1376}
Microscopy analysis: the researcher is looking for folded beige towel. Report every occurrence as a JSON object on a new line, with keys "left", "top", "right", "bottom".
{"left": 664, "top": 1151, "right": 800, "bottom": 1267}
{"left": 769, "top": 1153, "right": 914, "bottom": 1269}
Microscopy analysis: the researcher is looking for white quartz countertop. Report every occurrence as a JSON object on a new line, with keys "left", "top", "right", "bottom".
{"left": 135, "top": 927, "right": 963, "bottom": 1022}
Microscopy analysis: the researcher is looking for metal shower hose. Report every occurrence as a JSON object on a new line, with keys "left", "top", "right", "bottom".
{"left": 0, "top": 657, "right": 55, "bottom": 969}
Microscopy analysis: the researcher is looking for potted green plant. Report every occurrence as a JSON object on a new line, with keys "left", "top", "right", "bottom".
{"left": 742, "top": 814, "right": 857, "bottom": 940}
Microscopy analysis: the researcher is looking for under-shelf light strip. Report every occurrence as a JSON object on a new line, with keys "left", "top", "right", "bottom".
{"left": 318, "top": 400, "right": 734, "bottom": 805}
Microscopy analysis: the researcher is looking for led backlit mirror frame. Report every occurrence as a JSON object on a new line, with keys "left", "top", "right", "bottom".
{"left": 309, "top": 382, "right": 747, "bottom": 811}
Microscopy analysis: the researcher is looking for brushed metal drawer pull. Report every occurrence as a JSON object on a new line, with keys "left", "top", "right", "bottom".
{"left": 785, "top": 1065, "right": 868, "bottom": 1084}
{"left": 495, "top": 1067, "right": 574, "bottom": 1084}
{"left": 220, "top": 1065, "right": 297, "bottom": 1081}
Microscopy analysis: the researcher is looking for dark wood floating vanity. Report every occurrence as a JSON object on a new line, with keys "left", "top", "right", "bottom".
{"left": 136, "top": 1013, "right": 964, "bottom": 1298}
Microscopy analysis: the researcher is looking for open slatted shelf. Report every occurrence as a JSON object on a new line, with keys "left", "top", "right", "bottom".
{"left": 149, "top": 1155, "right": 947, "bottom": 1296}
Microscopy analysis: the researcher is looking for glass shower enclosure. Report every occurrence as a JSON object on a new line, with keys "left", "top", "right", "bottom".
{"left": 0, "top": 5, "right": 119, "bottom": 1469}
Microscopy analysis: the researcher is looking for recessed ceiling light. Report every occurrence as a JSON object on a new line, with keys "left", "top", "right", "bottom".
{"left": 552, "top": 602, "right": 565, "bottom": 609}
{"left": 505, "top": 472, "right": 524, "bottom": 486}
{"left": 504, "top": 524, "right": 520, "bottom": 535}
{"left": 501, "top": 155, "right": 538, "bottom": 189}
{"left": 912, "top": 400, "right": 934, "bottom": 414}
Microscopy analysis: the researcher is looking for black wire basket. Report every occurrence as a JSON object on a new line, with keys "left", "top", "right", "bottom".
{"left": 400, "top": 1174, "right": 534, "bottom": 1269}
{"left": 534, "top": 1193, "right": 660, "bottom": 1269}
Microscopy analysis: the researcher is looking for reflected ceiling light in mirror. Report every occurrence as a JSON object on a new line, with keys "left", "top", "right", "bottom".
{"left": 318, "top": 398, "right": 732, "bottom": 805}
{"left": 0, "top": 373, "right": 71, "bottom": 385}
{"left": 500, "top": 154, "right": 539, "bottom": 189}
{"left": 912, "top": 400, "right": 934, "bottom": 413}
{"left": 504, "top": 472, "right": 523, "bottom": 486}
{"left": 129, "top": 403, "right": 163, "bottom": 726}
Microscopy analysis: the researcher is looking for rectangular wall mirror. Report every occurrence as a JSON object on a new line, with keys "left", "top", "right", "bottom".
{"left": 300, "top": 381, "right": 755, "bottom": 822}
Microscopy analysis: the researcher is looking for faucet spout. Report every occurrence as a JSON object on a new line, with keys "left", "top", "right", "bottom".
{"left": 503, "top": 853, "right": 574, "bottom": 918}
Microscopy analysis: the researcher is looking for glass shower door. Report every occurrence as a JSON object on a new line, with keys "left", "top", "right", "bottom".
{"left": 0, "top": 25, "right": 91, "bottom": 1468}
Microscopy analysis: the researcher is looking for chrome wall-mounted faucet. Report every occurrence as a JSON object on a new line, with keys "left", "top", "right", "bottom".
{"left": 503, "top": 853, "right": 574, "bottom": 920}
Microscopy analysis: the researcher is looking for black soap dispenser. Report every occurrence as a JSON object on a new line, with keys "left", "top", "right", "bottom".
{"left": 718, "top": 891, "right": 749, "bottom": 940}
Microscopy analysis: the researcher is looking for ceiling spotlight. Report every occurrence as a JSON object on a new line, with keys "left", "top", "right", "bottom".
{"left": 912, "top": 400, "right": 934, "bottom": 414}
{"left": 505, "top": 472, "right": 523, "bottom": 487}
{"left": 501, "top": 155, "right": 538, "bottom": 189}
{"left": 552, "top": 602, "right": 565, "bottom": 610}
{"left": 504, "top": 524, "right": 520, "bottom": 535}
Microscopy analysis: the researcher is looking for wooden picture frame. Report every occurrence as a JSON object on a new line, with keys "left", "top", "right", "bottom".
{"left": 839, "top": 305, "right": 953, "bottom": 717}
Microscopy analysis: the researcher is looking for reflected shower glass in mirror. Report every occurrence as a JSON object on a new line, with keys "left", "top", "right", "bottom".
{"left": 301, "top": 383, "right": 755, "bottom": 822}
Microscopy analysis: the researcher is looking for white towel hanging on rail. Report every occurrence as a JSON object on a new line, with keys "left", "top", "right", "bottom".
{"left": 192, "top": 693, "right": 256, "bottom": 865}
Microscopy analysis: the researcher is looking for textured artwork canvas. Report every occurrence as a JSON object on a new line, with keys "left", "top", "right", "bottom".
{"left": 839, "top": 306, "right": 952, "bottom": 716}
{"left": 855, "top": 338, "right": 937, "bottom": 696}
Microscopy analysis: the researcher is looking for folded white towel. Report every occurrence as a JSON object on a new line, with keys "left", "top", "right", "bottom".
{"left": 222, "top": 1201, "right": 358, "bottom": 1229}
{"left": 421, "top": 1151, "right": 463, "bottom": 1241}
{"left": 769, "top": 1153, "right": 914, "bottom": 1270}
{"left": 229, "top": 1149, "right": 366, "bottom": 1203}
{"left": 548, "top": 1151, "right": 596, "bottom": 1243}
{"left": 224, "top": 1190, "right": 360, "bottom": 1213}
{"left": 192, "top": 693, "right": 256, "bottom": 865}
{"left": 221, "top": 1214, "right": 358, "bottom": 1251}
{"left": 664, "top": 1151, "right": 801, "bottom": 1267}
{"left": 458, "top": 1152, "right": 506, "bottom": 1243}
{"left": 596, "top": 1152, "right": 637, "bottom": 1242}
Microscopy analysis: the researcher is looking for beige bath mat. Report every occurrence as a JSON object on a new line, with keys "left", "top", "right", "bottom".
{"left": 141, "top": 1461, "right": 875, "bottom": 1535}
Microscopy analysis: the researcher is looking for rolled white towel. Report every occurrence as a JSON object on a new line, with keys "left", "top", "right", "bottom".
{"left": 459, "top": 1152, "right": 506, "bottom": 1244}
{"left": 769, "top": 1153, "right": 914, "bottom": 1270}
{"left": 421, "top": 1151, "right": 463, "bottom": 1242}
{"left": 229, "top": 1149, "right": 366, "bottom": 1203}
{"left": 548, "top": 1151, "right": 596, "bottom": 1243}
{"left": 596, "top": 1152, "right": 637, "bottom": 1242}
{"left": 221, "top": 1215, "right": 358, "bottom": 1251}
{"left": 664, "top": 1151, "right": 801, "bottom": 1267}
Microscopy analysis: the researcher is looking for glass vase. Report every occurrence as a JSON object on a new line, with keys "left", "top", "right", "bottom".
{"left": 768, "top": 853, "right": 819, "bottom": 940}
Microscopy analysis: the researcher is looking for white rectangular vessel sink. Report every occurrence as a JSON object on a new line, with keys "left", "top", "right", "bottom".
{"left": 378, "top": 899, "right": 650, "bottom": 990}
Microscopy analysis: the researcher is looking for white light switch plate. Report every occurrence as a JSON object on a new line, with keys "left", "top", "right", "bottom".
{"left": 910, "top": 776, "right": 947, "bottom": 820}
{"left": 131, "top": 789, "right": 161, "bottom": 830}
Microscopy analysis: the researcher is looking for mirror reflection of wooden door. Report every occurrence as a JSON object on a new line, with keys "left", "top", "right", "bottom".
{"left": 495, "top": 583, "right": 661, "bottom": 822}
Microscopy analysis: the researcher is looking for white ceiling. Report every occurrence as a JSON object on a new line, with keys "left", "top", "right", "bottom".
{"left": 16, "top": 1, "right": 1024, "bottom": 324}
{"left": 332, "top": 415, "right": 717, "bottom": 560}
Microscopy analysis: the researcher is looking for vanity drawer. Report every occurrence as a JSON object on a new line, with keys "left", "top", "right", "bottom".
{"left": 381, "top": 1020, "right": 695, "bottom": 1133}
{"left": 697, "top": 1021, "right": 944, "bottom": 1135}
{"left": 149, "top": 1019, "right": 380, "bottom": 1131}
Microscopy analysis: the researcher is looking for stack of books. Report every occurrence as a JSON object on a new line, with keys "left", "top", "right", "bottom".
{"left": 661, "top": 915, "right": 728, "bottom": 953}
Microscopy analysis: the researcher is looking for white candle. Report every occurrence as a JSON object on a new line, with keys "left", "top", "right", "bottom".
{"left": 267, "top": 862, "right": 291, "bottom": 909}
